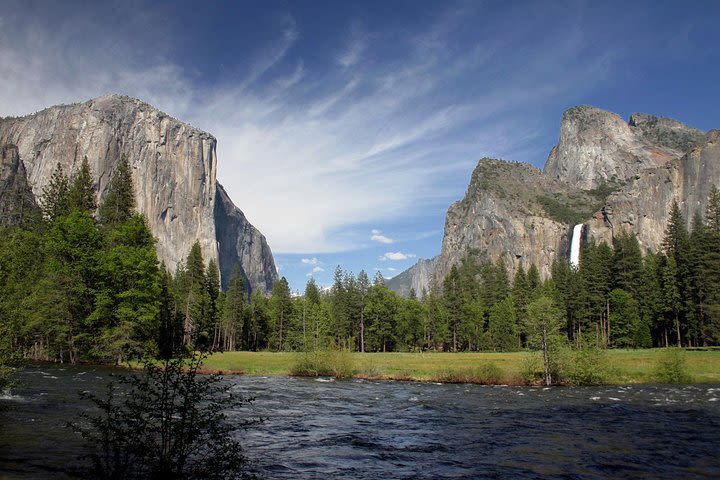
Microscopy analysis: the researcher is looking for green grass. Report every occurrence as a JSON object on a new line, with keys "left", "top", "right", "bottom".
{"left": 200, "top": 349, "right": 720, "bottom": 384}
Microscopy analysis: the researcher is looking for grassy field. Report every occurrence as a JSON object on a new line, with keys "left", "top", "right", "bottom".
{"left": 200, "top": 348, "right": 720, "bottom": 385}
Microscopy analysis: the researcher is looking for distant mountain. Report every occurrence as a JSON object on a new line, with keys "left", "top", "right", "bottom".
{"left": 386, "top": 257, "right": 437, "bottom": 297}
{"left": 392, "top": 106, "right": 715, "bottom": 296}
{"left": 0, "top": 95, "right": 277, "bottom": 292}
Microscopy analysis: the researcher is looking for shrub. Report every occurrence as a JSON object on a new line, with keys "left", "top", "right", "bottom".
{"left": 565, "top": 345, "right": 609, "bottom": 386}
{"left": 70, "top": 353, "right": 259, "bottom": 479}
{"left": 654, "top": 347, "right": 693, "bottom": 384}
{"left": 290, "top": 348, "right": 355, "bottom": 379}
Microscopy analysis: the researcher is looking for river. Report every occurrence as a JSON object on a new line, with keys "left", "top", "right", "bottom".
{"left": 1, "top": 363, "right": 719, "bottom": 479}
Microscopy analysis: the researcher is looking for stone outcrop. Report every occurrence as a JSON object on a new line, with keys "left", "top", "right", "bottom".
{"left": 0, "top": 95, "right": 277, "bottom": 292}
{"left": 433, "top": 159, "right": 583, "bottom": 283}
{"left": 386, "top": 256, "right": 437, "bottom": 297}
{"left": 393, "top": 106, "right": 715, "bottom": 295}
{"left": 544, "top": 106, "right": 699, "bottom": 189}
{"left": 0, "top": 144, "right": 39, "bottom": 227}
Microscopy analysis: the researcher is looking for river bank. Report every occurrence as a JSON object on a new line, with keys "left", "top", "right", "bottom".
{"left": 196, "top": 348, "right": 720, "bottom": 385}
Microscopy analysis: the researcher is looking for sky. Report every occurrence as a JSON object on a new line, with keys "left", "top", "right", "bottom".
{"left": 1, "top": 0, "right": 719, "bottom": 292}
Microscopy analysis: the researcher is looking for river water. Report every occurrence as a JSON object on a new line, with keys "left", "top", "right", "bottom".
{"left": 1, "top": 363, "right": 719, "bottom": 479}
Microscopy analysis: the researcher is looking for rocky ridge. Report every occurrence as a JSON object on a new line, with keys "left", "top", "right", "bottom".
{"left": 389, "top": 106, "right": 714, "bottom": 296}
{"left": 0, "top": 95, "right": 277, "bottom": 292}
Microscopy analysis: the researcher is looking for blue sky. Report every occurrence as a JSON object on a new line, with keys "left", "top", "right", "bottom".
{"left": 1, "top": 0, "right": 719, "bottom": 292}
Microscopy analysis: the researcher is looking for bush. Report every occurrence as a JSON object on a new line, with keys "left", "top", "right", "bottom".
{"left": 655, "top": 347, "right": 693, "bottom": 384}
{"left": 434, "top": 363, "right": 503, "bottom": 384}
{"left": 70, "top": 353, "right": 259, "bottom": 479}
{"left": 565, "top": 345, "right": 609, "bottom": 386}
{"left": 290, "top": 349, "right": 355, "bottom": 379}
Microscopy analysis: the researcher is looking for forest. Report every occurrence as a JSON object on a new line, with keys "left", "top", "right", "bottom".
{"left": 1, "top": 158, "right": 719, "bottom": 367}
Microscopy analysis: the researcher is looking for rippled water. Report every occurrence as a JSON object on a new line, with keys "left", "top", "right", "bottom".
{"left": 1, "top": 363, "right": 720, "bottom": 479}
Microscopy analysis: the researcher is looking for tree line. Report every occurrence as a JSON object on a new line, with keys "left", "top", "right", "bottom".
{"left": 1, "top": 157, "right": 719, "bottom": 364}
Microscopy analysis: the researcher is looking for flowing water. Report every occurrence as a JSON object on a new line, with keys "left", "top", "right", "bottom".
{"left": 570, "top": 223, "right": 583, "bottom": 268}
{"left": 1, "top": 363, "right": 720, "bottom": 479}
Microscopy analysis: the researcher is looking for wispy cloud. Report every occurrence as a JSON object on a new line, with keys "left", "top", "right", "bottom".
{"left": 0, "top": 1, "right": 680, "bottom": 257}
{"left": 301, "top": 257, "right": 320, "bottom": 265}
{"left": 370, "top": 229, "right": 393, "bottom": 244}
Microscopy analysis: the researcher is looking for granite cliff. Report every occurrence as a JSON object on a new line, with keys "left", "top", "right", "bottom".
{"left": 0, "top": 95, "right": 277, "bottom": 293}
{"left": 390, "top": 106, "right": 715, "bottom": 296}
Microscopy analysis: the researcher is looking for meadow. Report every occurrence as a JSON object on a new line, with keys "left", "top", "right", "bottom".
{"left": 199, "top": 348, "right": 720, "bottom": 385}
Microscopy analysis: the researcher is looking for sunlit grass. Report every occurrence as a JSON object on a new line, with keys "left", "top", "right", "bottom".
{"left": 199, "top": 348, "right": 720, "bottom": 384}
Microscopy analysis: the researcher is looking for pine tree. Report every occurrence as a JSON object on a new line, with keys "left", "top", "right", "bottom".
{"left": 220, "top": 265, "right": 245, "bottom": 351}
{"left": 357, "top": 270, "right": 370, "bottom": 352}
{"left": 488, "top": 296, "right": 519, "bottom": 351}
{"left": 39, "top": 162, "right": 70, "bottom": 222}
{"left": 612, "top": 231, "right": 643, "bottom": 295}
{"left": 662, "top": 200, "right": 691, "bottom": 346}
{"left": 269, "top": 277, "right": 292, "bottom": 350}
{"left": 99, "top": 155, "right": 135, "bottom": 228}
{"left": 68, "top": 156, "right": 97, "bottom": 212}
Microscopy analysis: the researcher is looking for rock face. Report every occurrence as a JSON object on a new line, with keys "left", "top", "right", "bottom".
{"left": 0, "top": 144, "right": 39, "bottom": 227}
{"left": 394, "top": 106, "right": 715, "bottom": 295}
{"left": 434, "top": 159, "right": 585, "bottom": 283}
{"left": 386, "top": 257, "right": 438, "bottom": 297}
{"left": 544, "top": 106, "right": 699, "bottom": 189}
{"left": 0, "top": 95, "right": 277, "bottom": 293}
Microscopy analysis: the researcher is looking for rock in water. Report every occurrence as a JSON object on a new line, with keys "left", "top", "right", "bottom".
{"left": 0, "top": 95, "right": 277, "bottom": 293}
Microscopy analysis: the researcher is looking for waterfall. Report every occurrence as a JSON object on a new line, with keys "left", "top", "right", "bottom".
{"left": 569, "top": 223, "right": 583, "bottom": 268}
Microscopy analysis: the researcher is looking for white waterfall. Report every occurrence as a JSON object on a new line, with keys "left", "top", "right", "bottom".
{"left": 569, "top": 223, "right": 583, "bottom": 268}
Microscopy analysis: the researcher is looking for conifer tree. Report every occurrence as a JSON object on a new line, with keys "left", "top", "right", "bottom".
{"left": 220, "top": 265, "right": 245, "bottom": 351}
{"left": 68, "top": 156, "right": 96, "bottom": 212}
{"left": 39, "top": 162, "right": 70, "bottom": 222}
{"left": 488, "top": 296, "right": 518, "bottom": 351}
{"left": 99, "top": 155, "right": 135, "bottom": 227}
{"left": 269, "top": 277, "right": 292, "bottom": 350}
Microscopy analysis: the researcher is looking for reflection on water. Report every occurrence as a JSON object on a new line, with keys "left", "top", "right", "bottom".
{"left": 1, "top": 363, "right": 720, "bottom": 479}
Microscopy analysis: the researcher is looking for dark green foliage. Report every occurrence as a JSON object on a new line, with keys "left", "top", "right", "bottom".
{"left": 488, "top": 296, "right": 518, "bottom": 351}
{"left": 68, "top": 157, "right": 97, "bottom": 213}
{"left": 70, "top": 354, "right": 257, "bottom": 479}
{"left": 612, "top": 232, "right": 643, "bottom": 295}
{"left": 99, "top": 156, "right": 135, "bottom": 228}
{"left": 39, "top": 162, "right": 70, "bottom": 222}
{"left": 269, "top": 277, "right": 292, "bottom": 351}
{"left": 609, "top": 289, "right": 650, "bottom": 348}
{"left": 364, "top": 282, "right": 398, "bottom": 352}
{"left": 523, "top": 295, "right": 566, "bottom": 385}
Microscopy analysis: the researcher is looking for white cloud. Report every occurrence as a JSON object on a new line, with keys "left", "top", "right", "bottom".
{"left": 370, "top": 229, "right": 393, "bottom": 244}
{"left": 381, "top": 252, "right": 416, "bottom": 261}
{"left": 387, "top": 267, "right": 397, "bottom": 272}
{"left": 306, "top": 265, "right": 325, "bottom": 277}
{"left": 301, "top": 257, "right": 319, "bottom": 265}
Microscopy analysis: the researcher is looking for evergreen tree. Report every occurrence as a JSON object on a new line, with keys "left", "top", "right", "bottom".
{"left": 526, "top": 264, "right": 541, "bottom": 294}
{"left": 39, "top": 162, "right": 70, "bottom": 222}
{"left": 488, "top": 296, "right": 519, "bottom": 351}
{"left": 220, "top": 265, "right": 245, "bottom": 351}
{"left": 364, "top": 283, "right": 398, "bottom": 352}
{"left": 67, "top": 156, "right": 96, "bottom": 213}
{"left": 612, "top": 231, "right": 643, "bottom": 295}
{"left": 99, "top": 155, "right": 135, "bottom": 227}
{"left": 609, "top": 288, "right": 649, "bottom": 348}
{"left": 269, "top": 277, "right": 292, "bottom": 350}
{"left": 91, "top": 214, "right": 160, "bottom": 363}
{"left": 357, "top": 270, "right": 370, "bottom": 352}
{"left": 662, "top": 200, "right": 691, "bottom": 346}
